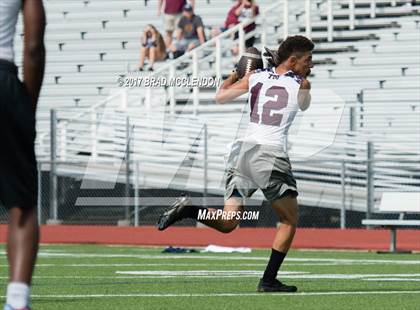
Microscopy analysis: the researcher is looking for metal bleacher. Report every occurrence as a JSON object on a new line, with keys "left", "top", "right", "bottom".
{"left": 12, "top": 0, "right": 420, "bottom": 213}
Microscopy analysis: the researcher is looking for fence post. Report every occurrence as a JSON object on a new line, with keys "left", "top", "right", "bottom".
{"left": 50, "top": 109, "right": 58, "bottom": 222}
{"left": 134, "top": 161, "right": 140, "bottom": 227}
{"left": 215, "top": 37, "right": 222, "bottom": 83}
{"left": 192, "top": 49, "right": 199, "bottom": 115}
{"left": 358, "top": 90, "right": 364, "bottom": 128}
{"left": 283, "top": 0, "right": 289, "bottom": 39}
{"left": 367, "top": 142, "right": 375, "bottom": 221}
{"left": 59, "top": 122, "right": 67, "bottom": 161}
{"left": 340, "top": 161, "right": 346, "bottom": 229}
{"left": 169, "top": 64, "right": 176, "bottom": 114}
{"left": 125, "top": 117, "right": 131, "bottom": 223}
{"left": 37, "top": 162, "right": 42, "bottom": 225}
{"left": 349, "top": 106, "right": 356, "bottom": 131}
{"left": 327, "top": 0, "right": 333, "bottom": 42}
{"left": 203, "top": 123, "right": 208, "bottom": 209}
{"left": 349, "top": 0, "right": 355, "bottom": 30}
{"left": 238, "top": 26, "right": 245, "bottom": 56}
{"left": 121, "top": 88, "right": 128, "bottom": 110}
{"left": 261, "top": 13, "right": 267, "bottom": 49}
{"left": 305, "top": 0, "right": 311, "bottom": 38}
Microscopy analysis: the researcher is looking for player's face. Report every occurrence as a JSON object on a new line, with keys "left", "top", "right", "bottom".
{"left": 292, "top": 51, "right": 313, "bottom": 78}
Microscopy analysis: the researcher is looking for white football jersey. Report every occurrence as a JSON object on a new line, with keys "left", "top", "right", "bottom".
{"left": 240, "top": 68, "right": 303, "bottom": 153}
{"left": 0, "top": 0, "right": 21, "bottom": 63}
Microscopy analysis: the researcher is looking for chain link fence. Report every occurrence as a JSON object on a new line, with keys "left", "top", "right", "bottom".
{"left": 2, "top": 154, "right": 418, "bottom": 228}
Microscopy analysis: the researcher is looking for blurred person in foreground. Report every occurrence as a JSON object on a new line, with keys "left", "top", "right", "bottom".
{"left": 0, "top": 0, "right": 45, "bottom": 309}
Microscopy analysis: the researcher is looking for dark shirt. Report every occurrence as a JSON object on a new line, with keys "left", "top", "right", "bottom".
{"left": 178, "top": 14, "right": 204, "bottom": 40}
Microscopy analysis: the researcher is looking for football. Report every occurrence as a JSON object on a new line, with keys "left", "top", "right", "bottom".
{"left": 236, "top": 47, "right": 264, "bottom": 79}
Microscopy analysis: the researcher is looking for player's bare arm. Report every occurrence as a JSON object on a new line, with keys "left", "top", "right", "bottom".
{"left": 298, "top": 78, "right": 311, "bottom": 111}
{"left": 23, "top": 0, "right": 46, "bottom": 108}
{"left": 215, "top": 71, "right": 251, "bottom": 104}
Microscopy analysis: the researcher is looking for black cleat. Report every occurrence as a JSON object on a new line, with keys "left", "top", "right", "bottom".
{"left": 257, "top": 278, "right": 298, "bottom": 293}
{"left": 157, "top": 196, "right": 192, "bottom": 231}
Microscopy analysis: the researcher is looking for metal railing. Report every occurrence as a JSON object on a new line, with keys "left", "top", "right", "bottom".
{"left": 36, "top": 153, "right": 420, "bottom": 228}
{"left": 35, "top": 1, "right": 289, "bottom": 149}
{"left": 34, "top": 0, "right": 419, "bottom": 150}
{"left": 34, "top": 105, "right": 420, "bottom": 227}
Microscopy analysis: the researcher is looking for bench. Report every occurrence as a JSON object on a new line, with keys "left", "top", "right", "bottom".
{"left": 339, "top": 1, "right": 416, "bottom": 9}
{"left": 299, "top": 21, "right": 400, "bottom": 32}
{"left": 362, "top": 192, "right": 420, "bottom": 253}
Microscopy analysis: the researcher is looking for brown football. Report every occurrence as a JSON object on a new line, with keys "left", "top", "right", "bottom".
{"left": 236, "top": 47, "right": 264, "bottom": 79}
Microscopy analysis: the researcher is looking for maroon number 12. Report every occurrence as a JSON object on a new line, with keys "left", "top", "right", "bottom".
{"left": 250, "top": 82, "right": 289, "bottom": 126}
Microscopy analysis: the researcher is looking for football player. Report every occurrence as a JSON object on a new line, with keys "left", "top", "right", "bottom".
{"left": 158, "top": 35, "right": 314, "bottom": 292}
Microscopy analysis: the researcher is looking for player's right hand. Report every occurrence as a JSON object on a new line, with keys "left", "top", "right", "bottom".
{"left": 230, "top": 70, "right": 239, "bottom": 83}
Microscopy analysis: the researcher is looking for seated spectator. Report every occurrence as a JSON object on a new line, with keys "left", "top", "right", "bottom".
{"left": 211, "top": 0, "right": 259, "bottom": 55}
{"left": 211, "top": 0, "right": 241, "bottom": 37}
{"left": 236, "top": 0, "right": 259, "bottom": 47}
{"left": 139, "top": 24, "right": 167, "bottom": 71}
{"left": 157, "top": 0, "right": 195, "bottom": 48}
{"left": 169, "top": 4, "right": 206, "bottom": 58}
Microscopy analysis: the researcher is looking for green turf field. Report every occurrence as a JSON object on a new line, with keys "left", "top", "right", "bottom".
{"left": 1, "top": 244, "right": 419, "bottom": 309}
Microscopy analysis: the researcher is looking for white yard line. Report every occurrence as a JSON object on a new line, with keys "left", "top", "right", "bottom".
{"left": 115, "top": 270, "right": 304, "bottom": 276}
{"left": 115, "top": 274, "right": 419, "bottom": 280}
{"left": 0, "top": 272, "right": 417, "bottom": 280}
{"left": 1, "top": 251, "right": 419, "bottom": 265}
{"left": 363, "top": 278, "right": 420, "bottom": 282}
{"left": 0, "top": 291, "right": 419, "bottom": 299}
{"left": 0, "top": 263, "right": 244, "bottom": 267}
{"left": 115, "top": 271, "right": 420, "bottom": 280}
{"left": 0, "top": 262, "right": 401, "bottom": 268}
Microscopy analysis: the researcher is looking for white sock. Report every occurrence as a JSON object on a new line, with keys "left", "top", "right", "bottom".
{"left": 6, "top": 282, "right": 29, "bottom": 309}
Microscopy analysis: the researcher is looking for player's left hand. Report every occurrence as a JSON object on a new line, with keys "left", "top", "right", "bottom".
{"left": 300, "top": 79, "right": 311, "bottom": 90}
